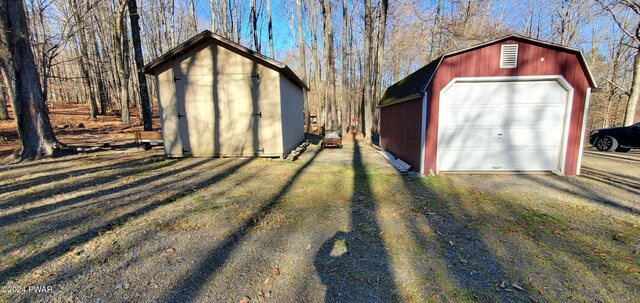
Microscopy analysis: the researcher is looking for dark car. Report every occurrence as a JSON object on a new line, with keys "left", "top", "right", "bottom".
{"left": 589, "top": 122, "right": 640, "bottom": 152}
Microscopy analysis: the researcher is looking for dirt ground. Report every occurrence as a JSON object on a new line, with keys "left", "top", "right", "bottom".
{"left": 0, "top": 103, "right": 160, "bottom": 159}
{"left": 0, "top": 106, "right": 639, "bottom": 302}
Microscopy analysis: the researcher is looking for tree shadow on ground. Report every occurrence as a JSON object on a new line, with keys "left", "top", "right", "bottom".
{"left": 0, "top": 157, "right": 254, "bottom": 284}
{"left": 400, "top": 174, "right": 639, "bottom": 302}
{"left": 162, "top": 147, "right": 323, "bottom": 303}
{"left": 0, "top": 155, "right": 168, "bottom": 209}
{"left": 314, "top": 138, "right": 399, "bottom": 302}
{"left": 400, "top": 177, "right": 532, "bottom": 302}
{"left": 520, "top": 173, "right": 640, "bottom": 216}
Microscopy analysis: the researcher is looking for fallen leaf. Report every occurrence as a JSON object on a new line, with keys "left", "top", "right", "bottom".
{"left": 512, "top": 283, "right": 525, "bottom": 291}
{"left": 551, "top": 229, "right": 561, "bottom": 235}
{"left": 165, "top": 247, "right": 176, "bottom": 253}
{"left": 239, "top": 296, "right": 251, "bottom": 303}
{"left": 629, "top": 267, "right": 640, "bottom": 273}
{"left": 258, "top": 290, "right": 264, "bottom": 297}
{"left": 431, "top": 293, "right": 440, "bottom": 299}
{"left": 270, "top": 267, "right": 280, "bottom": 275}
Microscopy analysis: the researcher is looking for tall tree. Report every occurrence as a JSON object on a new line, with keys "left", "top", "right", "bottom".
{"left": 597, "top": 0, "right": 640, "bottom": 125}
{"left": 128, "top": 0, "right": 153, "bottom": 130}
{"left": 190, "top": 0, "right": 198, "bottom": 35}
{"left": 0, "top": 70, "right": 9, "bottom": 120}
{"left": 267, "top": 0, "right": 274, "bottom": 57}
{"left": 0, "top": 0, "right": 64, "bottom": 159}
{"left": 321, "top": 0, "right": 337, "bottom": 129}
{"left": 250, "top": 0, "right": 260, "bottom": 53}
{"left": 296, "top": 0, "right": 310, "bottom": 132}
{"left": 209, "top": 0, "right": 216, "bottom": 32}
{"left": 341, "top": 0, "right": 348, "bottom": 128}
{"left": 113, "top": 0, "right": 131, "bottom": 125}
{"left": 363, "top": 0, "right": 374, "bottom": 140}
{"left": 71, "top": 0, "right": 98, "bottom": 120}
{"left": 373, "top": 0, "right": 388, "bottom": 130}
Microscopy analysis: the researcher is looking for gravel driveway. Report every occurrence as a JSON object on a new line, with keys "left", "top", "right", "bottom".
{"left": 453, "top": 149, "right": 640, "bottom": 218}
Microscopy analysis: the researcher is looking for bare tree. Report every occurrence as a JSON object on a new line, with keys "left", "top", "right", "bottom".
{"left": 0, "top": 0, "right": 65, "bottom": 159}
{"left": 597, "top": 0, "right": 640, "bottom": 125}
{"left": 296, "top": 0, "right": 310, "bottom": 132}
{"left": 267, "top": 0, "right": 274, "bottom": 57}
{"left": 250, "top": 0, "right": 260, "bottom": 53}
{"left": 363, "top": 0, "right": 373, "bottom": 140}
{"left": 190, "top": 0, "right": 198, "bottom": 35}
{"left": 341, "top": 0, "right": 348, "bottom": 129}
{"left": 373, "top": 0, "right": 388, "bottom": 131}
{"left": 321, "top": 0, "right": 337, "bottom": 129}
{"left": 128, "top": 0, "right": 152, "bottom": 130}
{"left": 113, "top": 0, "right": 131, "bottom": 125}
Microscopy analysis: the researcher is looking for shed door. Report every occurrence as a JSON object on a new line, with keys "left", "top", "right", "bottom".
{"left": 176, "top": 74, "right": 261, "bottom": 156}
{"left": 437, "top": 80, "right": 569, "bottom": 172}
{"left": 217, "top": 74, "right": 262, "bottom": 156}
{"left": 176, "top": 74, "right": 215, "bottom": 156}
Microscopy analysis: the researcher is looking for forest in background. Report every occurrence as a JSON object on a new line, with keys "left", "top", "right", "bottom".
{"left": 0, "top": 0, "right": 639, "bottom": 143}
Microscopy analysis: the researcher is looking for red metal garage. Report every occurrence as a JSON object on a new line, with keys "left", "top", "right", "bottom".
{"left": 379, "top": 35, "right": 597, "bottom": 176}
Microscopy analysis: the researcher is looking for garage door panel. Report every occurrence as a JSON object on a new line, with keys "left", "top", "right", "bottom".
{"left": 503, "top": 127, "right": 563, "bottom": 147}
{"left": 498, "top": 148, "right": 560, "bottom": 171}
{"left": 439, "top": 128, "right": 503, "bottom": 147}
{"left": 440, "top": 105, "right": 565, "bottom": 127}
{"left": 439, "top": 147, "right": 499, "bottom": 171}
{"left": 438, "top": 80, "right": 568, "bottom": 172}
{"left": 443, "top": 81, "right": 567, "bottom": 105}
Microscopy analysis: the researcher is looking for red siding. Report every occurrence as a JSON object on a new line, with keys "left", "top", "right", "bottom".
{"left": 425, "top": 39, "right": 592, "bottom": 176}
{"left": 380, "top": 97, "right": 423, "bottom": 170}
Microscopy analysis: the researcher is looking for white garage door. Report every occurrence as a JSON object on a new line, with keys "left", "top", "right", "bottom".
{"left": 438, "top": 80, "right": 569, "bottom": 172}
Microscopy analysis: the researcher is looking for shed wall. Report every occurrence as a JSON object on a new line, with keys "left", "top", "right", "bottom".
{"left": 279, "top": 75, "right": 305, "bottom": 156}
{"left": 380, "top": 97, "right": 423, "bottom": 170}
{"left": 425, "top": 39, "right": 590, "bottom": 175}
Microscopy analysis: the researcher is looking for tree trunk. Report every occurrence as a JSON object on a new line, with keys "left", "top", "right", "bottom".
{"left": 129, "top": 0, "right": 153, "bottom": 130}
{"left": 625, "top": 49, "right": 640, "bottom": 125}
{"left": 267, "top": 0, "right": 274, "bottom": 58}
{"left": 0, "top": 0, "right": 65, "bottom": 160}
{"left": 90, "top": 15, "right": 110, "bottom": 115}
{"left": 0, "top": 70, "right": 9, "bottom": 120}
{"left": 71, "top": 0, "right": 98, "bottom": 120}
{"left": 373, "top": 0, "right": 388, "bottom": 134}
{"left": 320, "top": 0, "right": 337, "bottom": 129}
{"left": 363, "top": 0, "right": 373, "bottom": 140}
{"left": 296, "top": 0, "right": 310, "bottom": 132}
{"left": 190, "top": 0, "right": 198, "bottom": 35}
{"left": 113, "top": 0, "right": 131, "bottom": 125}
{"left": 341, "top": 0, "right": 348, "bottom": 129}
{"left": 209, "top": 0, "right": 216, "bottom": 32}
{"left": 250, "top": 0, "right": 260, "bottom": 53}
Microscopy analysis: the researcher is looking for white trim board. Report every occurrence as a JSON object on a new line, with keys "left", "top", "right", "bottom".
{"left": 576, "top": 88, "right": 591, "bottom": 175}
{"left": 419, "top": 93, "right": 428, "bottom": 175}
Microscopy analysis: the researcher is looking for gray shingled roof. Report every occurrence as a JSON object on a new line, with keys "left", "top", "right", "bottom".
{"left": 379, "top": 57, "right": 441, "bottom": 107}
